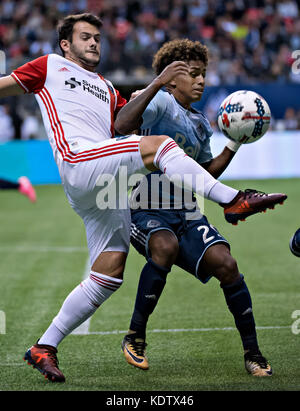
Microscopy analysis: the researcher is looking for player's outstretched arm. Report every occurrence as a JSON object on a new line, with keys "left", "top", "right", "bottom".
{"left": 0, "top": 75, "right": 24, "bottom": 98}
{"left": 202, "top": 144, "right": 240, "bottom": 178}
{"left": 115, "top": 61, "right": 189, "bottom": 134}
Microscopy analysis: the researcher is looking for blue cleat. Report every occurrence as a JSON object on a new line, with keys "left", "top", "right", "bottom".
{"left": 289, "top": 228, "right": 300, "bottom": 257}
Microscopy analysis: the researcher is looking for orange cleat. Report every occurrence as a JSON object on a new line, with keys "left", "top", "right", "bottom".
{"left": 244, "top": 350, "right": 272, "bottom": 377}
{"left": 221, "top": 189, "right": 287, "bottom": 225}
{"left": 24, "top": 343, "right": 65, "bottom": 382}
{"left": 122, "top": 334, "right": 149, "bottom": 370}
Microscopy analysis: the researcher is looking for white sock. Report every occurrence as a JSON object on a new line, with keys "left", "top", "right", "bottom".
{"left": 154, "top": 138, "right": 238, "bottom": 203}
{"left": 38, "top": 322, "right": 66, "bottom": 348}
{"left": 38, "top": 272, "right": 123, "bottom": 348}
{"left": 208, "top": 181, "right": 239, "bottom": 204}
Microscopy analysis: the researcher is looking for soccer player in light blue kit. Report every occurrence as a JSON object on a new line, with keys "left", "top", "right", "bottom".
{"left": 115, "top": 39, "right": 276, "bottom": 376}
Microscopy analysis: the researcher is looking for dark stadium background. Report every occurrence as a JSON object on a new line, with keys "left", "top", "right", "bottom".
{"left": 0, "top": 0, "right": 300, "bottom": 139}
{"left": 0, "top": 0, "right": 299, "bottom": 393}
{"left": 0, "top": 0, "right": 300, "bottom": 183}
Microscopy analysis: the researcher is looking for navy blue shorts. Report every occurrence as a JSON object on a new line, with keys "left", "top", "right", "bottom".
{"left": 130, "top": 209, "right": 230, "bottom": 283}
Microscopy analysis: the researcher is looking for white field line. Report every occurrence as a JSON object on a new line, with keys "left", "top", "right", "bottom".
{"left": 0, "top": 255, "right": 91, "bottom": 368}
{"left": 71, "top": 258, "right": 91, "bottom": 335}
{"left": 0, "top": 247, "right": 292, "bottom": 341}
{"left": 0, "top": 245, "right": 86, "bottom": 253}
{"left": 1, "top": 325, "right": 291, "bottom": 366}
{"left": 73, "top": 325, "right": 291, "bottom": 336}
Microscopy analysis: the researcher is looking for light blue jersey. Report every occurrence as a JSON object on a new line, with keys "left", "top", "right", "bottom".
{"left": 132, "top": 89, "right": 214, "bottom": 210}
{"left": 141, "top": 89, "right": 213, "bottom": 164}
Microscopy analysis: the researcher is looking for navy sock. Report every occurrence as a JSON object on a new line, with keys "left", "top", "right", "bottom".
{"left": 221, "top": 274, "right": 259, "bottom": 352}
{"left": 129, "top": 258, "right": 170, "bottom": 338}
{"left": 0, "top": 179, "right": 19, "bottom": 190}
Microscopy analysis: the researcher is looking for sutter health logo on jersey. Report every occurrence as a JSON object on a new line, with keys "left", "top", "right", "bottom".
{"left": 65, "top": 77, "right": 81, "bottom": 88}
{"left": 65, "top": 77, "right": 109, "bottom": 103}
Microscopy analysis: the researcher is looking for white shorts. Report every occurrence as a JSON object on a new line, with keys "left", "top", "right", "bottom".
{"left": 57, "top": 135, "right": 145, "bottom": 266}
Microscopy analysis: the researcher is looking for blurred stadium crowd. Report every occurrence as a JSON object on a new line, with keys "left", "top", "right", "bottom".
{"left": 0, "top": 0, "right": 300, "bottom": 141}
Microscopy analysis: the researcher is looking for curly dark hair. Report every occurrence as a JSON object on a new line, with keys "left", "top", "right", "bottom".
{"left": 152, "top": 39, "right": 208, "bottom": 75}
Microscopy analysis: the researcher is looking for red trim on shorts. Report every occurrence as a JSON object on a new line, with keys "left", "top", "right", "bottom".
{"left": 38, "top": 87, "right": 139, "bottom": 163}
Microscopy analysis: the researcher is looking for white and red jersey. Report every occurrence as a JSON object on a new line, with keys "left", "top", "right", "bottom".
{"left": 11, "top": 53, "right": 127, "bottom": 164}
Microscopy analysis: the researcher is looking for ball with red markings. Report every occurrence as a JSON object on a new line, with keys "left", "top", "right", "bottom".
{"left": 217, "top": 90, "right": 271, "bottom": 144}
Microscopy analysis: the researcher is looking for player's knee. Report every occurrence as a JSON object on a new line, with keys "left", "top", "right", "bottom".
{"left": 151, "top": 134, "right": 170, "bottom": 150}
{"left": 91, "top": 251, "right": 126, "bottom": 280}
{"left": 149, "top": 231, "right": 179, "bottom": 268}
{"left": 140, "top": 134, "right": 171, "bottom": 169}
{"left": 111, "top": 264, "right": 125, "bottom": 280}
{"left": 215, "top": 254, "right": 239, "bottom": 285}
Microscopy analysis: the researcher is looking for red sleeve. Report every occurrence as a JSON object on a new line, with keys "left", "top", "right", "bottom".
{"left": 11, "top": 55, "right": 48, "bottom": 94}
{"left": 114, "top": 88, "right": 127, "bottom": 116}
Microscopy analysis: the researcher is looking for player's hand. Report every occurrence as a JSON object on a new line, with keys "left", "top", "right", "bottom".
{"left": 226, "top": 139, "right": 242, "bottom": 152}
{"left": 129, "top": 62, "right": 189, "bottom": 99}
{"left": 129, "top": 89, "right": 146, "bottom": 101}
{"left": 156, "top": 61, "right": 190, "bottom": 87}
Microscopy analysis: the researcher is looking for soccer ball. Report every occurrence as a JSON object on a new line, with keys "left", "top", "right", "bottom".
{"left": 217, "top": 90, "right": 271, "bottom": 144}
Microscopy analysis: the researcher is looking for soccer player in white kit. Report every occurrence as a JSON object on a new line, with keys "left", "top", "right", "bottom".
{"left": 0, "top": 13, "right": 287, "bottom": 382}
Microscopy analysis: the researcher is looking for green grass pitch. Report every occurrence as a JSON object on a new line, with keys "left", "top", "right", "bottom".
{"left": 0, "top": 179, "right": 299, "bottom": 391}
